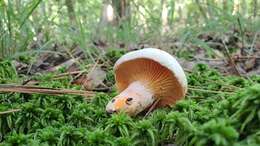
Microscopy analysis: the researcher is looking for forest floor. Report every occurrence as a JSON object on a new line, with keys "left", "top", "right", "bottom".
{"left": 0, "top": 29, "right": 260, "bottom": 145}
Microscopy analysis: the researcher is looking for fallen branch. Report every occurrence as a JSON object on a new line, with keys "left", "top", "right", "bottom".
{"left": 0, "top": 84, "right": 95, "bottom": 97}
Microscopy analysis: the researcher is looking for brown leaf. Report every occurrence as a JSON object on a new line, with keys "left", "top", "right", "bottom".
{"left": 244, "top": 58, "right": 256, "bottom": 71}
{"left": 73, "top": 67, "right": 106, "bottom": 90}
{"left": 176, "top": 58, "right": 195, "bottom": 72}
{"left": 255, "top": 42, "right": 260, "bottom": 50}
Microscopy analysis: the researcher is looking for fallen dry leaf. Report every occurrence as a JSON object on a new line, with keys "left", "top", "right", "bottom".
{"left": 73, "top": 66, "right": 106, "bottom": 90}
{"left": 244, "top": 58, "right": 256, "bottom": 71}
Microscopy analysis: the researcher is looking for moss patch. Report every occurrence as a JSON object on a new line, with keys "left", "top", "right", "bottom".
{"left": 0, "top": 61, "right": 260, "bottom": 146}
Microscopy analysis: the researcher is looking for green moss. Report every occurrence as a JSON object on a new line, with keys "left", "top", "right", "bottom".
{"left": 176, "top": 49, "right": 194, "bottom": 60}
{"left": 0, "top": 60, "right": 18, "bottom": 83}
{"left": 0, "top": 63, "right": 260, "bottom": 146}
{"left": 18, "top": 56, "right": 32, "bottom": 64}
{"left": 105, "top": 48, "right": 126, "bottom": 64}
{"left": 104, "top": 69, "right": 115, "bottom": 86}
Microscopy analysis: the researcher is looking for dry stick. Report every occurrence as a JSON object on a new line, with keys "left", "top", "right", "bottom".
{"left": 222, "top": 40, "right": 253, "bottom": 82}
{"left": 188, "top": 87, "right": 234, "bottom": 95}
{"left": 0, "top": 84, "right": 95, "bottom": 97}
{"left": 53, "top": 70, "right": 87, "bottom": 79}
{"left": 3, "top": 76, "right": 41, "bottom": 106}
{"left": 47, "top": 57, "right": 81, "bottom": 72}
{"left": 195, "top": 57, "right": 224, "bottom": 61}
{"left": 0, "top": 109, "right": 21, "bottom": 115}
{"left": 71, "top": 54, "right": 102, "bottom": 85}
{"left": 237, "top": 18, "right": 245, "bottom": 53}
{"left": 0, "top": 85, "right": 95, "bottom": 115}
{"left": 184, "top": 68, "right": 192, "bottom": 73}
{"left": 237, "top": 56, "right": 260, "bottom": 60}
{"left": 144, "top": 98, "right": 160, "bottom": 118}
{"left": 73, "top": 64, "right": 93, "bottom": 81}
{"left": 221, "top": 40, "right": 242, "bottom": 76}
{"left": 249, "top": 32, "right": 259, "bottom": 52}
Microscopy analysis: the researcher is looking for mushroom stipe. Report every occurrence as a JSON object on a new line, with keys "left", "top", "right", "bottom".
{"left": 106, "top": 48, "right": 188, "bottom": 116}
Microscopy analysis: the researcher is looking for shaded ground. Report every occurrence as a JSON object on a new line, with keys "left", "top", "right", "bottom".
{"left": 13, "top": 30, "right": 260, "bottom": 88}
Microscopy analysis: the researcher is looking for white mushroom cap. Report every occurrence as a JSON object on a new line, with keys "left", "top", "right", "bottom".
{"left": 114, "top": 48, "right": 187, "bottom": 107}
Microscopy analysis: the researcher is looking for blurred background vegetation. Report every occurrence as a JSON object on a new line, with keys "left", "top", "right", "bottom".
{"left": 0, "top": 0, "right": 259, "bottom": 60}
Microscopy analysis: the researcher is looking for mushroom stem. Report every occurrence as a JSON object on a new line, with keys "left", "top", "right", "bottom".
{"left": 118, "top": 81, "right": 155, "bottom": 115}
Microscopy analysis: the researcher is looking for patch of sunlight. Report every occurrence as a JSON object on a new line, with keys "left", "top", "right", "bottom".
{"left": 107, "top": 4, "right": 114, "bottom": 22}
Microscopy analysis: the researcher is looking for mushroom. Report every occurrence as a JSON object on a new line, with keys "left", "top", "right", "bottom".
{"left": 106, "top": 48, "right": 187, "bottom": 116}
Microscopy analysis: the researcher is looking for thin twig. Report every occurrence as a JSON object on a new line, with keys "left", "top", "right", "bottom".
{"left": 144, "top": 98, "right": 160, "bottom": 118}
{"left": 47, "top": 57, "right": 81, "bottom": 72}
{"left": 237, "top": 17, "right": 245, "bottom": 52}
{"left": 184, "top": 68, "right": 192, "bottom": 73}
{"left": 82, "top": 57, "right": 101, "bottom": 88}
{"left": 0, "top": 84, "right": 95, "bottom": 98}
{"left": 250, "top": 32, "right": 259, "bottom": 52}
{"left": 234, "top": 56, "right": 260, "bottom": 60}
{"left": 0, "top": 109, "right": 21, "bottom": 115}
{"left": 53, "top": 70, "right": 87, "bottom": 79}
{"left": 221, "top": 39, "right": 242, "bottom": 76}
{"left": 188, "top": 87, "right": 234, "bottom": 95}
{"left": 195, "top": 57, "right": 224, "bottom": 61}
